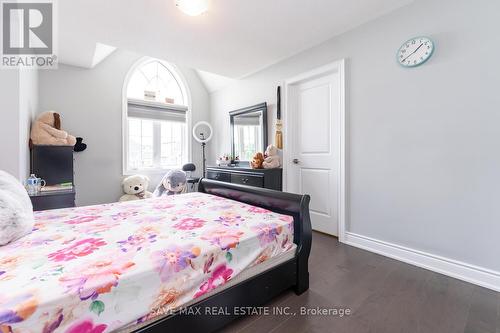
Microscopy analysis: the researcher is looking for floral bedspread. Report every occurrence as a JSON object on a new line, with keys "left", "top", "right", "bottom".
{"left": 0, "top": 192, "right": 294, "bottom": 333}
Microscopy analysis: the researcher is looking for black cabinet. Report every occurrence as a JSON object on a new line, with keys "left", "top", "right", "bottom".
{"left": 30, "top": 145, "right": 76, "bottom": 211}
{"left": 31, "top": 145, "right": 74, "bottom": 185}
{"left": 30, "top": 190, "right": 76, "bottom": 211}
{"left": 206, "top": 166, "right": 282, "bottom": 191}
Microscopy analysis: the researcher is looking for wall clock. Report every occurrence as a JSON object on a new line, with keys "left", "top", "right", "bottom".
{"left": 397, "top": 36, "right": 434, "bottom": 67}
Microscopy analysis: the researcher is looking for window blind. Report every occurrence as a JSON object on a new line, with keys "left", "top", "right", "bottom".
{"left": 127, "top": 99, "right": 187, "bottom": 123}
{"left": 233, "top": 115, "right": 262, "bottom": 126}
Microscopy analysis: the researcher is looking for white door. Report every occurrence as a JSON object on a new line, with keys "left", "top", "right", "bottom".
{"left": 285, "top": 61, "right": 344, "bottom": 237}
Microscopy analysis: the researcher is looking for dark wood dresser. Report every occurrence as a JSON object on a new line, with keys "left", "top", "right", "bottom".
{"left": 30, "top": 145, "right": 76, "bottom": 211}
{"left": 206, "top": 166, "right": 282, "bottom": 191}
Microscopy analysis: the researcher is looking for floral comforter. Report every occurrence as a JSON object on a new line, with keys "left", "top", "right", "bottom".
{"left": 0, "top": 192, "right": 294, "bottom": 333}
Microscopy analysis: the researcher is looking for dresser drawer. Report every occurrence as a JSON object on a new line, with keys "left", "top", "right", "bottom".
{"left": 207, "top": 170, "right": 231, "bottom": 182}
{"left": 231, "top": 173, "right": 264, "bottom": 187}
{"left": 206, "top": 166, "right": 282, "bottom": 190}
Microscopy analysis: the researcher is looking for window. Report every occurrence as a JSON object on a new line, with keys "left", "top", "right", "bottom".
{"left": 233, "top": 113, "right": 263, "bottom": 161}
{"left": 234, "top": 124, "right": 262, "bottom": 161}
{"left": 124, "top": 59, "right": 189, "bottom": 173}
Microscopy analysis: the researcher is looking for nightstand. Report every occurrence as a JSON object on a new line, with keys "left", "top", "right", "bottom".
{"left": 29, "top": 189, "right": 76, "bottom": 211}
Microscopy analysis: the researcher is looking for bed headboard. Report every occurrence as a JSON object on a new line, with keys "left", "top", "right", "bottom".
{"left": 198, "top": 178, "right": 311, "bottom": 255}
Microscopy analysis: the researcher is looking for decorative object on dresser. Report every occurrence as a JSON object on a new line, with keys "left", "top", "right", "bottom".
{"left": 30, "top": 145, "right": 76, "bottom": 210}
{"left": 230, "top": 103, "right": 268, "bottom": 162}
{"left": 262, "top": 144, "right": 281, "bottom": 169}
{"left": 250, "top": 152, "right": 264, "bottom": 169}
{"left": 206, "top": 165, "right": 282, "bottom": 191}
{"left": 192, "top": 121, "right": 213, "bottom": 177}
{"left": 275, "top": 86, "right": 283, "bottom": 149}
{"left": 216, "top": 153, "right": 239, "bottom": 167}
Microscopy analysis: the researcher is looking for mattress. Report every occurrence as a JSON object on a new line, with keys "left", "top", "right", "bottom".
{"left": 120, "top": 244, "right": 296, "bottom": 333}
{"left": 0, "top": 192, "right": 295, "bottom": 333}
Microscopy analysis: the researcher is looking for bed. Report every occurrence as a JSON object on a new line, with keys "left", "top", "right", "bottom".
{"left": 0, "top": 179, "right": 311, "bottom": 333}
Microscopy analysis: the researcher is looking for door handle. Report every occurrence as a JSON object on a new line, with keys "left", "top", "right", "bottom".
{"left": 292, "top": 159, "right": 300, "bottom": 164}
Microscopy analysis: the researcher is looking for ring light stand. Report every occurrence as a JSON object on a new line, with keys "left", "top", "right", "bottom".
{"left": 192, "top": 121, "right": 213, "bottom": 178}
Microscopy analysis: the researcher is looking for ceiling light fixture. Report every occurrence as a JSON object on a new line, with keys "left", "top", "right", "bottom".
{"left": 176, "top": 0, "right": 208, "bottom": 16}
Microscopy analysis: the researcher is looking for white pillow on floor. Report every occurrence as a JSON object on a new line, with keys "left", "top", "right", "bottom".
{"left": 0, "top": 170, "right": 34, "bottom": 246}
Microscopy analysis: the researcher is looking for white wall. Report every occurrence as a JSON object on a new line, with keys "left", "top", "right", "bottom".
{"left": 38, "top": 49, "right": 210, "bottom": 206}
{"left": 210, "top": 0, "right": 500, "bottom": 272}
{"left": 0, "top": 69, "right": 38, "bottom": 181}
{"left": 0, "top": 71, "right": 21, "bottom": 178}
{"left": 19, "top": 69, "right": 39, "bottom": 180}
{"left": 0, "top": 0, "right": 38, "bottom": 181}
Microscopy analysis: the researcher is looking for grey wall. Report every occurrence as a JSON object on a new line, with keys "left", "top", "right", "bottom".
{"left": 39, "top": 49, "right": 210, "bottom": 206}
{"left": 210, "top": 0, "right": 500, "bottom": 272}
{"left": 0, "top": 69, "right": 38, "bottom": 181}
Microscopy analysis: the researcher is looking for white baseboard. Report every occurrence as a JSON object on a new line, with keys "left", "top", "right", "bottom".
{"left": 344, "top": 232, "right": 500, "bottom": 292}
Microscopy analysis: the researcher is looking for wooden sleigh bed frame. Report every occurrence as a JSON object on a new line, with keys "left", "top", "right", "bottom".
{"left": 133, "top": 178, "right": 312, "bottom": 333}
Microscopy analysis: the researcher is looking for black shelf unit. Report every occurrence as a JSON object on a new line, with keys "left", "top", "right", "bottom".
{"left": 30, "top": 145, "right": 76, "bottom": 210}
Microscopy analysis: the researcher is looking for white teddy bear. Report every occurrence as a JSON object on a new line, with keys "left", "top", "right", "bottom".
{"left": 119, "top": 175, "right": 153, "bottom": 202}
{"left": 0, "top": 170, "right": 34, "bottom": 246}
{"left": 262, "top": 144, "right": 281, "bottom": 169}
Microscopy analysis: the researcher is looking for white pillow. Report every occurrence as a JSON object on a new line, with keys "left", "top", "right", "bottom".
{"left": 0, "top": 170, "right": 34, "bottom": 246}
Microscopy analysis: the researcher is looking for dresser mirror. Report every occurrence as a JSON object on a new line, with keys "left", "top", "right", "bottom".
{"left": 230, "top": 103, "right": 268, "bottom": 162}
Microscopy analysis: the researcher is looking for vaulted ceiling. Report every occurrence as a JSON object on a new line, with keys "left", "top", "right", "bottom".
{"left": 59, "top": 0, "right": 413, "bottom": 78}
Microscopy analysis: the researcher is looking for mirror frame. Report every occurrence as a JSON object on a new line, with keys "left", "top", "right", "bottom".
{"left": 229, "top": 102, "right": 268, "bottom": 162}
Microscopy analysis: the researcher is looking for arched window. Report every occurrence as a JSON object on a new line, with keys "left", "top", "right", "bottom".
{"left": 123, "top": 58, "right": 189, "bottom": 173}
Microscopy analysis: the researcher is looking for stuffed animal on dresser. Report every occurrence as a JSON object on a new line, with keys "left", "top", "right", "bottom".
{"left": 153, "top": 170, "right": 187, "bottom": 197}
{"left": 30, "top": 111, "right": 76, "bottom": 146}
{"left": 263, "top": 145, "right": 281, "bottom": 169}
{"left": 250, "top": 152, "right": 264, "bottom": 169}
{"left": 119, "top": 175, "right": 153, "bottom": 202}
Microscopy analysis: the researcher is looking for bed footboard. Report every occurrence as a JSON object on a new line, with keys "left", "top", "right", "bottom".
{"left": 198, "top": 178, "right": 312, "bottom": 294}
{"left": 133, "top": 180, "right": 311, "bottom": 333}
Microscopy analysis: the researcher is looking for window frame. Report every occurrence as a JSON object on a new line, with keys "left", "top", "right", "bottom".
{"left": 122, "top": 57, "right": 192, "bottom": 176}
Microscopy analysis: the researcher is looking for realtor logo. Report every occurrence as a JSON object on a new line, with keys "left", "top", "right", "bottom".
{"left": 1, "top": 0, "right": 57, "bottom": 68}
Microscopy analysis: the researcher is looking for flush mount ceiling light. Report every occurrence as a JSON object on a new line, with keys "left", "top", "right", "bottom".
{"left": 176, "top": 0, "right": 208, "bottom": 16}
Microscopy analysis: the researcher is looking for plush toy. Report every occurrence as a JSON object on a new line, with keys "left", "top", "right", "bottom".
{"left": 74, "top": 137, "right": 87, "bottom": 152}
{"left": 0, "top": 170, "right": 34, "bottom": 246}
{"left": 119, "top": 175, "right": 153, "bottom": 202}
{"left": 263, "top": 145, "right": 281, "bottom": 169}
{"left": 250, "top": 152, "right": 264, "bottom": 169}
{"left": 30, "top": 111, "right": 76, "bottom": 146}
{"left": 153, "top": 170, "right": 187, "bottom": 197}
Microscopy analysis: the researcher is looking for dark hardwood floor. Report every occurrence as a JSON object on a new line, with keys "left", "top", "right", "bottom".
{"left": 219, "top": 232, "right": 500, "bottom": 333}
